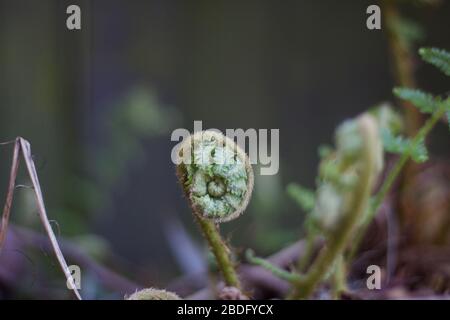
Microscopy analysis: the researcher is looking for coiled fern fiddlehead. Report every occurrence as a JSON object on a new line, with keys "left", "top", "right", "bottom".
{"left": 175, "top": 130, "right": 254, "bottom": 289}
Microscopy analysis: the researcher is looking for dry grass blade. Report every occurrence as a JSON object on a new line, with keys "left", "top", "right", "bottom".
{"left": 1, "top": 137, "right": 82, "bottom": 299}
{"left": 7, "top": 137, "right": 81, "bottom": 300}
{"left": 0, "top": 138, "right": 20, "bottom": 252}
{"left": 18, "top": 138, "right": 82, "bottom": 300}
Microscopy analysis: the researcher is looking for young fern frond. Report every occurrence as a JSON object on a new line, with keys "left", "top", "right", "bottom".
{"left": 289, "top": 114, "right": 382, "bottom": 299}
{"left": 381, "top": 128, "right": 409, "bottom": 155}
{"left": 415, "top": 46, "right": 450, "bottom": 131}
{"left": 385, "top": 63, "right": 449, "bottom": 162}
{"left": 419, "top": 47, "right": 450, "bottom": 76}
{"left": 286, "top": 183, "right": 315, "bottom": 213}
{"left": 393, "top": 88, "right": 439, "bottom": 114}
{"left": 413, "top": 139, "right": 429, "bottom": 163}
{"left": 357, "top": 99, "right": 449, "bottom": 241}
{"left": 382, "top": 129, "right": 429, "bottom": 163}
{"left": 247, "top": 112, "right": 384, "bottom": 299}
{"left": 352, "top": 48, "right": 450, "bottom": 257}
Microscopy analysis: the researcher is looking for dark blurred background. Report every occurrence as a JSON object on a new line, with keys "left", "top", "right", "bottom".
{"left": 0, "top": 0, "right": 449, "bottom": 298}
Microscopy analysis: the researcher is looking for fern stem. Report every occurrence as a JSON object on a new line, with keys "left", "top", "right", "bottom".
{"left": 195, "top": 215, "right": 242, "bottom": 289}
{"left": 331, "top": 255, "right": 347, "bottom": 299}
{"left": 246, "top": 250, "right": 302, "bottom": 283}
{"left": 297, "top": 224, "right": 316, "bottom": 272}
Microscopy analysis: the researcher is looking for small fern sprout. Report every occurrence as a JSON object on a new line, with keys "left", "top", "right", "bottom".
{"left": 176, "top": 130, "right": 254, "bottom": 222}
{"left": 311, "top": 115, "right": 383, "bottom": 233}
{"left": 175, "top": 130, "right": 254, "bottom": 290}
{"left": 287, "top": 113, "right": 383, "bottom": 299}
{"left": 126, "top": 288, "right": 181, "bottom": 300}
{"left": 246, "top": 113, "right": 384, "bottom": 299}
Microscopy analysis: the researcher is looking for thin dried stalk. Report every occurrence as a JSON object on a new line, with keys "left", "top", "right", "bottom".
{"left": 0, "top": 137, "right": 82, "bottom": 300}
{"left": 0, "top": 138, "right": 20, "bottom": 251}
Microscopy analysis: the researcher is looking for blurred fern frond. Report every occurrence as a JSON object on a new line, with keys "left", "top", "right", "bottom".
{"left": 286, "top": 183, "right": 315, "bottom": 213}
{"left": 393, "top": 88, "right": 440, "bottom": 114}
{"left": 419, "top": 47, "right": 450, "bottom": 76}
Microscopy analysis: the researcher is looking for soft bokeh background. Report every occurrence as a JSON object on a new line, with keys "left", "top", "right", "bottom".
{"left": 0, "top": 0, "right": 449, "bottom": 298}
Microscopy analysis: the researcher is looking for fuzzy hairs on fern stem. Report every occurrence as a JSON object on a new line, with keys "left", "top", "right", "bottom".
{"left": 289, "top": 114, "right": 382, "bottom": 299}
{"left": 175, "top": 130, "right": 254, "bottom": 290}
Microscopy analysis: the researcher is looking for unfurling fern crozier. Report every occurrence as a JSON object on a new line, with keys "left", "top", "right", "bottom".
{"left": 176, "top": 131, "right": 254, "bottom": 223}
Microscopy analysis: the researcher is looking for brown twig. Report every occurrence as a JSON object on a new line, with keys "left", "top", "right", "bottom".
{"left": 382, "top": 0, "right": 422, "bottom": 135}
{"left": 0, "top": 138, "right": 20, "bottom": 252}
{"left": 0, "top": 137, "right": 82, "bottom": 299}
{"left": 18, "top": 138, "right": 82, "bottom": 299}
